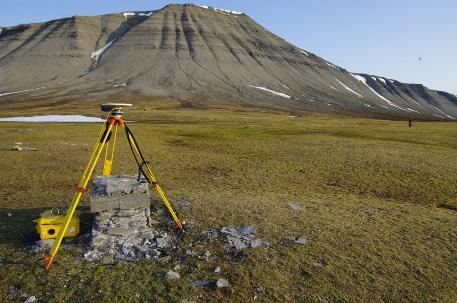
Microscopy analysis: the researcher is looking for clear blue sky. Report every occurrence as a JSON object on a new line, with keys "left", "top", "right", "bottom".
{"left": 1, "top": 0, "right": 456, "bottom": 94}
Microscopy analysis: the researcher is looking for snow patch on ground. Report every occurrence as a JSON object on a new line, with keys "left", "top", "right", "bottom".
{"left": 248, "top": 85, "right": 291, "bottom": 99}
{"left": 91, "top": 41, "right": 114, "bottom": 61}
{"left": 433, "top": 114, "right": 446, "bottom": 119}
{"left": 123, "top": 12, "right": 135, "bottom": 18}
{"left": 329, "top": 86, "right": 339, "bottom": 91}
{"left": 350, "top": 74, "right": 408, "bottom": 111}
{"left": 196, "top": 5, "right": 243, "bottom": 15}
{"left": 334, "top": 78, "right": 363, "bottom": 98}
{"left": 0, "top": 87, "right": 46, "bottom": 97}
{"left": 326, "top": 62, "right": 337, "bottom": 68}
{"left": 299, "top": 49, "right": 309, "bottom": 56}
{"left": 0, "top": 115, "right": 106, "bottom": 123}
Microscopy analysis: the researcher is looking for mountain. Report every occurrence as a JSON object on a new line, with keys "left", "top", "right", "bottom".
{"left": 1, "top": 3, "right": 456, "bottom": 120}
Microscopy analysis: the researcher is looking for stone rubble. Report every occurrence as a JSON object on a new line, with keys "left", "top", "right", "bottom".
{"left": 84, "top": 175, "right": 176, "bottom": 262}
{"left": 220, "top": 225, "right": 269, "bottom": 252}
{"left": 28, "top": 239, "right": 55, "bottom": 252}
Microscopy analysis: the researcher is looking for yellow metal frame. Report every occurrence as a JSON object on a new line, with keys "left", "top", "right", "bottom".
{"left": 44, "top": 111, "right": 183, "bottom": 269}
{"left": 103, "top": 123, "right": 118, "bottom": 176}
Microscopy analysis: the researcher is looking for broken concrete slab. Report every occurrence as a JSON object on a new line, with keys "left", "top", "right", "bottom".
{"left": 119, "top": 193, "right": 150, "bottom": 210}
{"left": 90, "top": 198, "right": 119, "bottom": 213}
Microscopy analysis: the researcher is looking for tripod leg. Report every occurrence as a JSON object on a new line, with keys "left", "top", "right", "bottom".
{"left": 44, "top": 122, "right": 114, "bottom": 269}
{"left": 103, "top": 123, "right": 118, "bottom": 176}
{"left": 124, "top": 125, "right": 183, "bottom": 230}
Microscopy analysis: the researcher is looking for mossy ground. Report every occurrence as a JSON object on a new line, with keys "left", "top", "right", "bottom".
{"left": 1, "top": 105, "right": 456, "bottom": 302}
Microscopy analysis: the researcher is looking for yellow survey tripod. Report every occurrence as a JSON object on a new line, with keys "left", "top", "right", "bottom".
{"left": 44, "top": 103, "right": 184, "bottom": 269}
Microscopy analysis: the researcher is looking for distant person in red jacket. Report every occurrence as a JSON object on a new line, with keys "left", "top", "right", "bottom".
{"left": 408, "top": 117, "right": 413, "bottom": 128}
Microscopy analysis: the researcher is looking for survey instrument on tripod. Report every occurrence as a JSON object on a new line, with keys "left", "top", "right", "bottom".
{"left": 44, "top": 103, "right": 184, "bottom": 269}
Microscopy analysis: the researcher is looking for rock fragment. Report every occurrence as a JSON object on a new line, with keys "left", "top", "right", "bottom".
{"left": 286, "top": 236, "right": 307, "bottom": 245}
{"left": 189, "top": 279, "right": 212, "bottom": 289}
{"left": 24, "top": 296, "right": 37, "bottom": 303}
{"left": 164, "top": 271, "right": 180, "bottom": 280}
{"left": 216, "top": 278, "right": 229, "bottom": 288}
{"left": 313, "top": 259, "right": 327, "bottom": 268}
{"left": 287, "top": 203, "right": 302, "bottom": 210}
{"left": 220, "top": 225, "right": 269, "bottom": 252}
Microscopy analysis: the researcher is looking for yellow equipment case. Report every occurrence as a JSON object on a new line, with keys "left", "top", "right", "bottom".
{"left": 34, "top": 210, "right": 80, "bottom": 239}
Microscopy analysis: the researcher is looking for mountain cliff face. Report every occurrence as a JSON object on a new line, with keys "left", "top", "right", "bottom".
{"left": 1, "top": 4, "right": 456, "bottom": 120}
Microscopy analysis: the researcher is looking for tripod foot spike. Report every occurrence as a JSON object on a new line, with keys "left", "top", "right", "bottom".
{"left": 44, "top": 255, "right": 54, "bottom": 269}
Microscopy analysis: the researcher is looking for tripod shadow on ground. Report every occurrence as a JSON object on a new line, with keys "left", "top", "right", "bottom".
{"left": 0, "top": 207, "right": 93, "bottom": 248}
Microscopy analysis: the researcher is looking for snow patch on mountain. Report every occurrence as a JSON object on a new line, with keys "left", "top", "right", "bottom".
{"left": 123, "top": 11, "right": 153, "bottom": 18}
{"left": 405, "top": 108, "right": 420, "bottom": 113}
{"left": 335, "top": 78, "right": 363, "bottom": 98}
{"left": 196, "top": 5, "right": 243, "bottom": 15}
{"left": 0, "top": 87, "right": 46, "bottom": 97}
{"left": 248, "top": 85, "right": 291, "bottom": 99}
{"left": 138, "top": 12, "right": 153, "bottom": 17}
{"left": 350, "top": 74, "right": 408, "bottom": 111}
{"left": 91, "top": 41, "right": 114, "bottom": 61}
{"left": 430, "top": 105, "right": 455, "bottom": 119}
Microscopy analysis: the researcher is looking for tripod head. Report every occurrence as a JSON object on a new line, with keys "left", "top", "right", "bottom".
{"left": 101, "top": 103, "right": 133, "bottom": 118}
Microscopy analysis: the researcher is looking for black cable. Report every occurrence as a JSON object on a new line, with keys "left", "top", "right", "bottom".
{"left": 124, "top": 124, "right": 154, "bottom": 184}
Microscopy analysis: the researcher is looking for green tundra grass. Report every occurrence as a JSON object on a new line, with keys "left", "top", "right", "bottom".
{"left": 1, "top": 104, "right": 456, "bottom": 303}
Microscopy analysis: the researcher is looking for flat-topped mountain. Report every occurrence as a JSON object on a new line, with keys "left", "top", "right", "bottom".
{"left": 1, "top": 4, "right": 456, "bottom": 120}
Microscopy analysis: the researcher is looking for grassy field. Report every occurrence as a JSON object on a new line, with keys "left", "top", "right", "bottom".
{"left": 1, "top": 105, "right": 456, "bottom": 303}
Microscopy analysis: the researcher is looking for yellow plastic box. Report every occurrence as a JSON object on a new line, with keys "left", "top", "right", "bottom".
{"left": 34, "top": 211, "right": 80, "bottom": 239}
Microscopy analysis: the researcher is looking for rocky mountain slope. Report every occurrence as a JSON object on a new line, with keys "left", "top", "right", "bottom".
{"left": 0, "top": 4, "right": 456, "bottom": 120}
